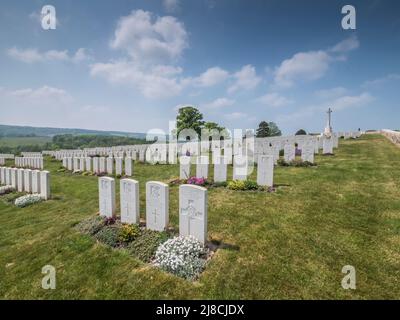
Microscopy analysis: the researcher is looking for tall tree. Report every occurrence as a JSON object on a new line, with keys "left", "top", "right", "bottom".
{"left": 295, "top": 129, "right": 307, "bottom": 135}
{"left": 204, "top": 121, "right": 225, "bottom": 131}
{"left": 256, "top": 121, "right": 270, "bottom": 137}
{"left": 268, "top": 122, "right": 282, "bottom": 137}
{"left": 176, "top": 106, "right": 205, "bottom": 136}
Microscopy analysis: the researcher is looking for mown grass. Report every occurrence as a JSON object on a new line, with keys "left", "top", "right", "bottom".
{"left": 0, "top": 134, "right": 399, "bottom": 299}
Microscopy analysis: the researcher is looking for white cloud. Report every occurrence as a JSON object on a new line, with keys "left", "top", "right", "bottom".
{"left": 110, "top": 10, "right": 188, "bottom": 65}
{"left": 90, "top": 60, "right": 184, "bottom": 99}
{"left": 228, "top": 65, "right": 261, "bottom": 93}
{"left": 255, "top": 92, "right": 293, "bottom": 108}
{"left": 10, "top": 86, "right": 73, "bottom": 104}
{"left": 2, "top": 85, "right": 73, "bottom": 105}
{"left": 330, "top": 35, "right": 360, "bottom": 53}
{"left": 273, "top": 36, "right": 359, "bottom": 88}
{"left": 7, "top": 47, "right": 90, "bottom": 64}
{"left": 362, "top": 74, "right": 400, "bottom": 88}
{"left": 225, "top": 112, "right": 247, "bottom": 120}
{"left": 274, "top": 50, "right": 331, "bottom": 88}
{"left": 163, "top": 0, "right": 181, "bottom": 13}
{"left": 330, "top": 92, "right": 374, "bottom": 111}
{"left": 203, "top": 97, "right": 235, "bottom": 109}
{"left": 190, "top": 67, "right": 229, "bottom": 87}
{"left": 314, "top": 87, "right": 348, "bottom": 100}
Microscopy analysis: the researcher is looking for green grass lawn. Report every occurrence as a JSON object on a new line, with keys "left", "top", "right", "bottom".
{"left": 0, "top": 134, "right": 399, "bottom": 299}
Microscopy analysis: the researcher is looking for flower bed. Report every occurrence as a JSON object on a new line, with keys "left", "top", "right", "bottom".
{"left": 14, "top": 194, "right": 43, "bottom": 208}
{"left": 75, "top": 216, "right": 213, "bottom": 280}
{"left": 277, "top": 159, "right": 317, "bottom": 167}
{"left": 154, "top": 236, "right": 208, "bottom": 280}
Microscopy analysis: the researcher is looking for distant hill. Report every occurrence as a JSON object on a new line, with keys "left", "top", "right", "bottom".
{"left": 0, "top": 124, "right": 147, "bottom": 139}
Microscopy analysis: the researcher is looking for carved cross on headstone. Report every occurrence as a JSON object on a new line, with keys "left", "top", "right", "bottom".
{"left": 152, "top": 208, "right": 160, "bottom": 224}
{"left": 181, "top": 199, "right": 202, "bottom": 235}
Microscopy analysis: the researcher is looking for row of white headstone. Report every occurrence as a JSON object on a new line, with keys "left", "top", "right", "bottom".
{"left": 62, "top": 156, "right": 134, "bottom": 176}
{"left": 21, "top": 152, "right": 43, "bottom": 157}
{"left": 179, "top": 155, "right": 275, "bottom": 187}
{"left": 99, "top": 177, "right": 207, "bottom": 244}
{"left": 0, "top": 167, "right": 51, "bottom": 200}
{"left": 0, "top": 153, "right": 14, "bottom": 159}
{"left": 15, "top": 157, "right": 44, "bottom": 170}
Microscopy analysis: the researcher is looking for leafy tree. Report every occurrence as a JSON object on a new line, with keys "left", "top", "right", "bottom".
{"left": 268, "top": 122, "right": 282, "bottom": 137}
{"left": 256, "top": 121, "right": 270, "bottom": 138}
{"left": 295, "top": 129, "right": 307, "bottom": 135}
{"left": 204, "top": 122, "right": 224, "bottom": 131}
{"left": 176, "top": 106, "right": 205, "bottom": 136}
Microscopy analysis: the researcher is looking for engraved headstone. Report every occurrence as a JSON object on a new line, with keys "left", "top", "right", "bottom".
{"left": 179, "top": 184, "right": 207, "bottom": 244}
{"left": 120, "top": 178, "right": 139, "bottom": 224}
{"left": 98, "top": 177, "right": 115, "bottom": 218}
{"left": 146, "top": 181, "right": 169, "bottom": 231}
{"left": 257, "top": 155, "right": 274, "bottom": 187}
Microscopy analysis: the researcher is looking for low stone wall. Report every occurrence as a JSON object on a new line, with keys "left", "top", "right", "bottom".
{"left": 381, "top": 129, "right": 400, "bottom": 146}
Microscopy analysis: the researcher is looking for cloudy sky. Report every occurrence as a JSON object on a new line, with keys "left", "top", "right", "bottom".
{"left": 0, "top": 0, "right": 399, "bottom": 134}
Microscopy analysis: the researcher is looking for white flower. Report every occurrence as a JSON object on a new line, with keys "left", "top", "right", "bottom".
{"left": 15, "top": 194, "right": 43, "bottom": 207}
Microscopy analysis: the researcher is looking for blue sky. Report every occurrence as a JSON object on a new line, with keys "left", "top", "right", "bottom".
{"left": 0, "top": 0, "right": 399, "bottom": 134}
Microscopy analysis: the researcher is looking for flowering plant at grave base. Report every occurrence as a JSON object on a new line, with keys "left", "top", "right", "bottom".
{"left": 187, "top": 177, "right": 207, "bottom": 186}
{"left": 103, "top": 216, "right": 116, "bottom": 226}
{"left": 14, "top": 194, "right": 43, "bottom": 208}
{"left": 118, "top": 224, "right": 140, "bottom": 243}
{"left": 154, "top": 236, "right": 207, "bottom": 280}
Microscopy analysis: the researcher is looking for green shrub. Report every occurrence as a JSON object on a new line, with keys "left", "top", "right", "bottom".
{"left": 128, "top": 229, "right": 169, "bottom": 262}
{"left": 75, "top": 216, "right": 105, "bottom": 235}
{"left": 228, "top": 180, "right": 260, "bottom": 191}
{"left": 95, "top": 225, "right": 121, "bottom": 247}
{"left": 228, "top": 180, "right": 246, "bottom": 190}
{"left": 244, "top": 180, "right": 259, "bottom": 190}
{"left": 118, "top": 224, "right": 140, "bottom": 243}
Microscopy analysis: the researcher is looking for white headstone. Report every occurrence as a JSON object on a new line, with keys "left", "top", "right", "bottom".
{"left": 257, "top": 155, "right": 274, "bottom": 187}
{"left": 196, "top": 156, "right": 209, "bottom": 179}
{"left": 179, "top": 156, "right": 191, "bottom": 179}
{"left": 85, "top": 157, "right": 92, "bottom": 172}
{"left": 213, "top": 156, "right": 227, "bottom": 182}
{"left": 106, "top": 157, "right": 113, "bottom": 175}
{"left": 301, "top": 144, "right": 315, "bottom": 163}
{"left": 93, "top": 157, "right": 99, "bottom": 173}
{"left": 24, "top": 169, "right": 32, "bottom": 193}
{"left": 98, "top": 177, "right": 115, "bottom": 218}
{"left": 11, "top": 168, "right": 17, "bottom": 189}
{"left": 125, "top": 157, "right": 132, "bottom": 176}
{"left": 179, "top": 184, "right": 207, "bottom": 244}
{"left": 40, "top": 171, "right": 50, "bottom": 200}
{"left": 5, "top": 168, "right": 11, "bottom": 186}
{"left": 17, "top": 169, "right": 24, "bottom": 192}
{"left": 284, "top": 143, "right": 296, "bottom": 162}
{"left": 115, "top": 157, "right": 123, "bottom": 176}
{"left": 233, "top": 155, "right": 248, "bottom": 181}
{"left": 146, "top": 181, "right": 169, "bottom": 231}
{"left": 99, "top": 157, "right": 106, "bottom": 173}
{"left": 73, "top": 157, "right": 80, "bottom": 172}
{"left": 323, "top": 137, "right": 334, "bottom": 154}
{"left": 32, "top": 170, "right": 41, "bottom": 194}
{"left": 120, "top": 178, "right": 139, "bottom": 224}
